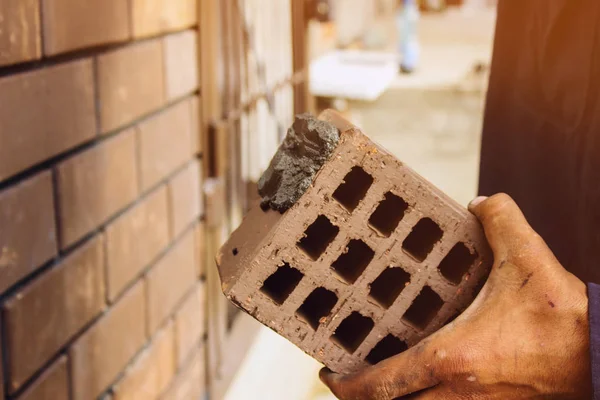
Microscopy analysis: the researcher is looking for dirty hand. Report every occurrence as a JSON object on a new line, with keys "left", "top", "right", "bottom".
{"left": 320, "top": 193, "right": 591, "bottom": 399}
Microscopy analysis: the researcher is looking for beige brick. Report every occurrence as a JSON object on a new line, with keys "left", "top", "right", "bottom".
{"left": 194, "top": 222, "right": 205, "bottom": 278}
{"left": 131, "top": 0, "right": 197, "bottom": 38}
{"left": 189, "top": 96, "right": 202, "bottom": 155}
{"left": 164, "top": 30, "right": 199, "bottom": 101}
{"left": 0, "top": 0, "right": 41, "bottom": 66}
{"left": 5, "top": 236, "right": 105, "bottom": 391}
{"left": 147, "top": 229, "right": 197, "bottom": 333}
{"left": 97, "top": 40, "right": 165, "bottom": 133}
{"left": 16, "top": 356, "right": 69, "bottom": 400}
{"left": 70, "top": 282, "right": 146, "bottom": 400}
{"left": 42, "top": 0, "right": 129, "bottom": 55}
{"left": 56, "top": 129, "right": 138, "bottom": 248}
{"left": 106, "top": 186, "right": 170, "bottom": 300}
{"left": 168, "top": 161, "right": 201, "bottom": 238}
{"left": 174, "top": 283, "right": 204, "bottom": 367}
{"left": 113, "top": 322, "right": 176, "bottom": 400}
{"left": 0, "top": 59, "right": 96, "bottom": 182}
{"left": 138, "top": 101, "right": 194, "bottom": 191}
{"left": 0, "top": 172, "right": 57, "bottom": 294}
{"left": 160, "top": 347, "right": 205, "bottom": 400}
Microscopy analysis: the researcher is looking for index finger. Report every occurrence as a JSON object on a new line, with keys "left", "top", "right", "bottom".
{"left": 320, "top": 338, "right": 458, "bottom": 400}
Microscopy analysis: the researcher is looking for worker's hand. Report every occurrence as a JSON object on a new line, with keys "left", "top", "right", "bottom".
{"left": 320, "top": 193, "right": 591, "bottom": 399}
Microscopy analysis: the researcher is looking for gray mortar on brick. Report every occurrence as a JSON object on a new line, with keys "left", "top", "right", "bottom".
{"left": 258, "top": 113, "right": 340, "bottom": 212}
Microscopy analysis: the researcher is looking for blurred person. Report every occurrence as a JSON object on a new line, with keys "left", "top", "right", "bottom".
{"left": 320, "top": 0, "right": 600, "bottom": 398}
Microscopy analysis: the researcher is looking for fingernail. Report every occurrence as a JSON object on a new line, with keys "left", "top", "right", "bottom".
{"left": 469, "top": 196, "right": 488, "bottom": 207}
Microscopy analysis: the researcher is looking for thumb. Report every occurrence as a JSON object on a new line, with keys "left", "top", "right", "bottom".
{"left": 468, "top": 193, "right": 553, "bottom": 267}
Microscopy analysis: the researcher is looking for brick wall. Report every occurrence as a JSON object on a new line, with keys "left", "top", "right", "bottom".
{"left": 0, "top": 1, "right": 205, "bottom": 399}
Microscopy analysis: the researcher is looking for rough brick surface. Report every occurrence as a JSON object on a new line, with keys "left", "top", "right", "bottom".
{"left": 113, "top": 322, "right": 176, "bottom": 400}
{"left": 0, "top": 0, "right": 41, "bottom": 67}
{"left": 16, "top": 356, "right": 69, "bottom": 400}
{"left": 56, "top": 129, "right": 139, "bottom": 248}
{"left": 42, "top": 0, "right": 129, "bottom": 55}
{"left": 174, "top": 283, "right": 205, "bottom": 367}
{"left": 0, "top": 172, "right": 57, "bottom": 294}
{"left": 131, "top": 0, "right": 197, "bottom": 39}
{"left": 168, "top": 160, "right": 202, "bottom": 238}
{"left": 0, "top": 59, "right": 96, "bottom": 182}
{"left": 96, "top": 40, "right": 165, "bottom": 133}
{"left": 217, "top": 110, "right": 493, "bottom": 374}
{"left": 4, "top": 236, "right": 105, "bottom": 392}
{"left": 146, "top": 228, "right": 197, "bottom": 334}
{"left": 137, "top": 101, "right": 194, "bottom": 192}
{"left": 70, "top": 282, "right": 146, "bottom": 400}
{"left": 160, "top": 347, "right": 205, "bottom": 400}
{"left": 163, "top": 30, "right": 199, "bottom": 101}
{"left": 106, "top": 186, "right": 170, "bottom": 300}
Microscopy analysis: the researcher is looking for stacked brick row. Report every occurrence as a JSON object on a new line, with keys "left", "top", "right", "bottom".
{"left": 0, "top": 1, "right": 206, "bottom": 399}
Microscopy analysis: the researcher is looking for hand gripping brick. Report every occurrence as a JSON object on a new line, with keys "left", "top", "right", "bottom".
{"left": 216, "top": 110, "right": 492, "bottom": 374}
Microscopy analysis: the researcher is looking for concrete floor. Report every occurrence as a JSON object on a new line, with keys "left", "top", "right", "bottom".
{"left": 225, "top": 5, "right": 496, "bottom": 400}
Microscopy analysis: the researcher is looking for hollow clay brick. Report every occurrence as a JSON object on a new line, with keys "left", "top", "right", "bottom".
{"left": 217, "top": 110, "right": 493, "bottom": 374}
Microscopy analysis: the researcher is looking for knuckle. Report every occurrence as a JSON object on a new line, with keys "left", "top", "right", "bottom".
{"left": 479, "top": 193, "right": 515, "bottom": 218}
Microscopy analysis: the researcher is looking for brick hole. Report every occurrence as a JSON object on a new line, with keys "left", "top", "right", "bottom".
{"left": 366, "top": 334, "right": 408, "bottom": 365}
{"left": 297, "top": 215, "right": 339, "bottom": 260}
{"left": 402, "top": 218, "right": 443, "bottom": 262}
{"left": 332, "top": 166, "right": 374, "bottom": 212}
{"left": 296, "top": 287, "right": 338, "bottom": 330}
{"left": 331, "top": 311, "right": 374, "bottom": 354}
{"left": 369, "top": 266, "right": 411, "bottom": 309}
{"left": 331, "top": 239, "right": 375, "bottom": 284}
{"left": 438, "top": 242, "right": 478, "bottom": 285}
{"left": 260, "top": 263, "right": 304, "bottom": 305}
{"left": 402, "top": 286, "right": 444, "bottom": 329}
{"left": 368, "top": 192, "right": 409, "bottom": 237}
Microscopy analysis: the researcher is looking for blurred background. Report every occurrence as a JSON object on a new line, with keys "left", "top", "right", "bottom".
{"left": 0, "top": 0, "right": 496, "bottom": 399}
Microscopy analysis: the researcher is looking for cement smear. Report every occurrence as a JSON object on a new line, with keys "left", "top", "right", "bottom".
{"left": 258, "top": 114, "right": 340, "bottom": 212}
